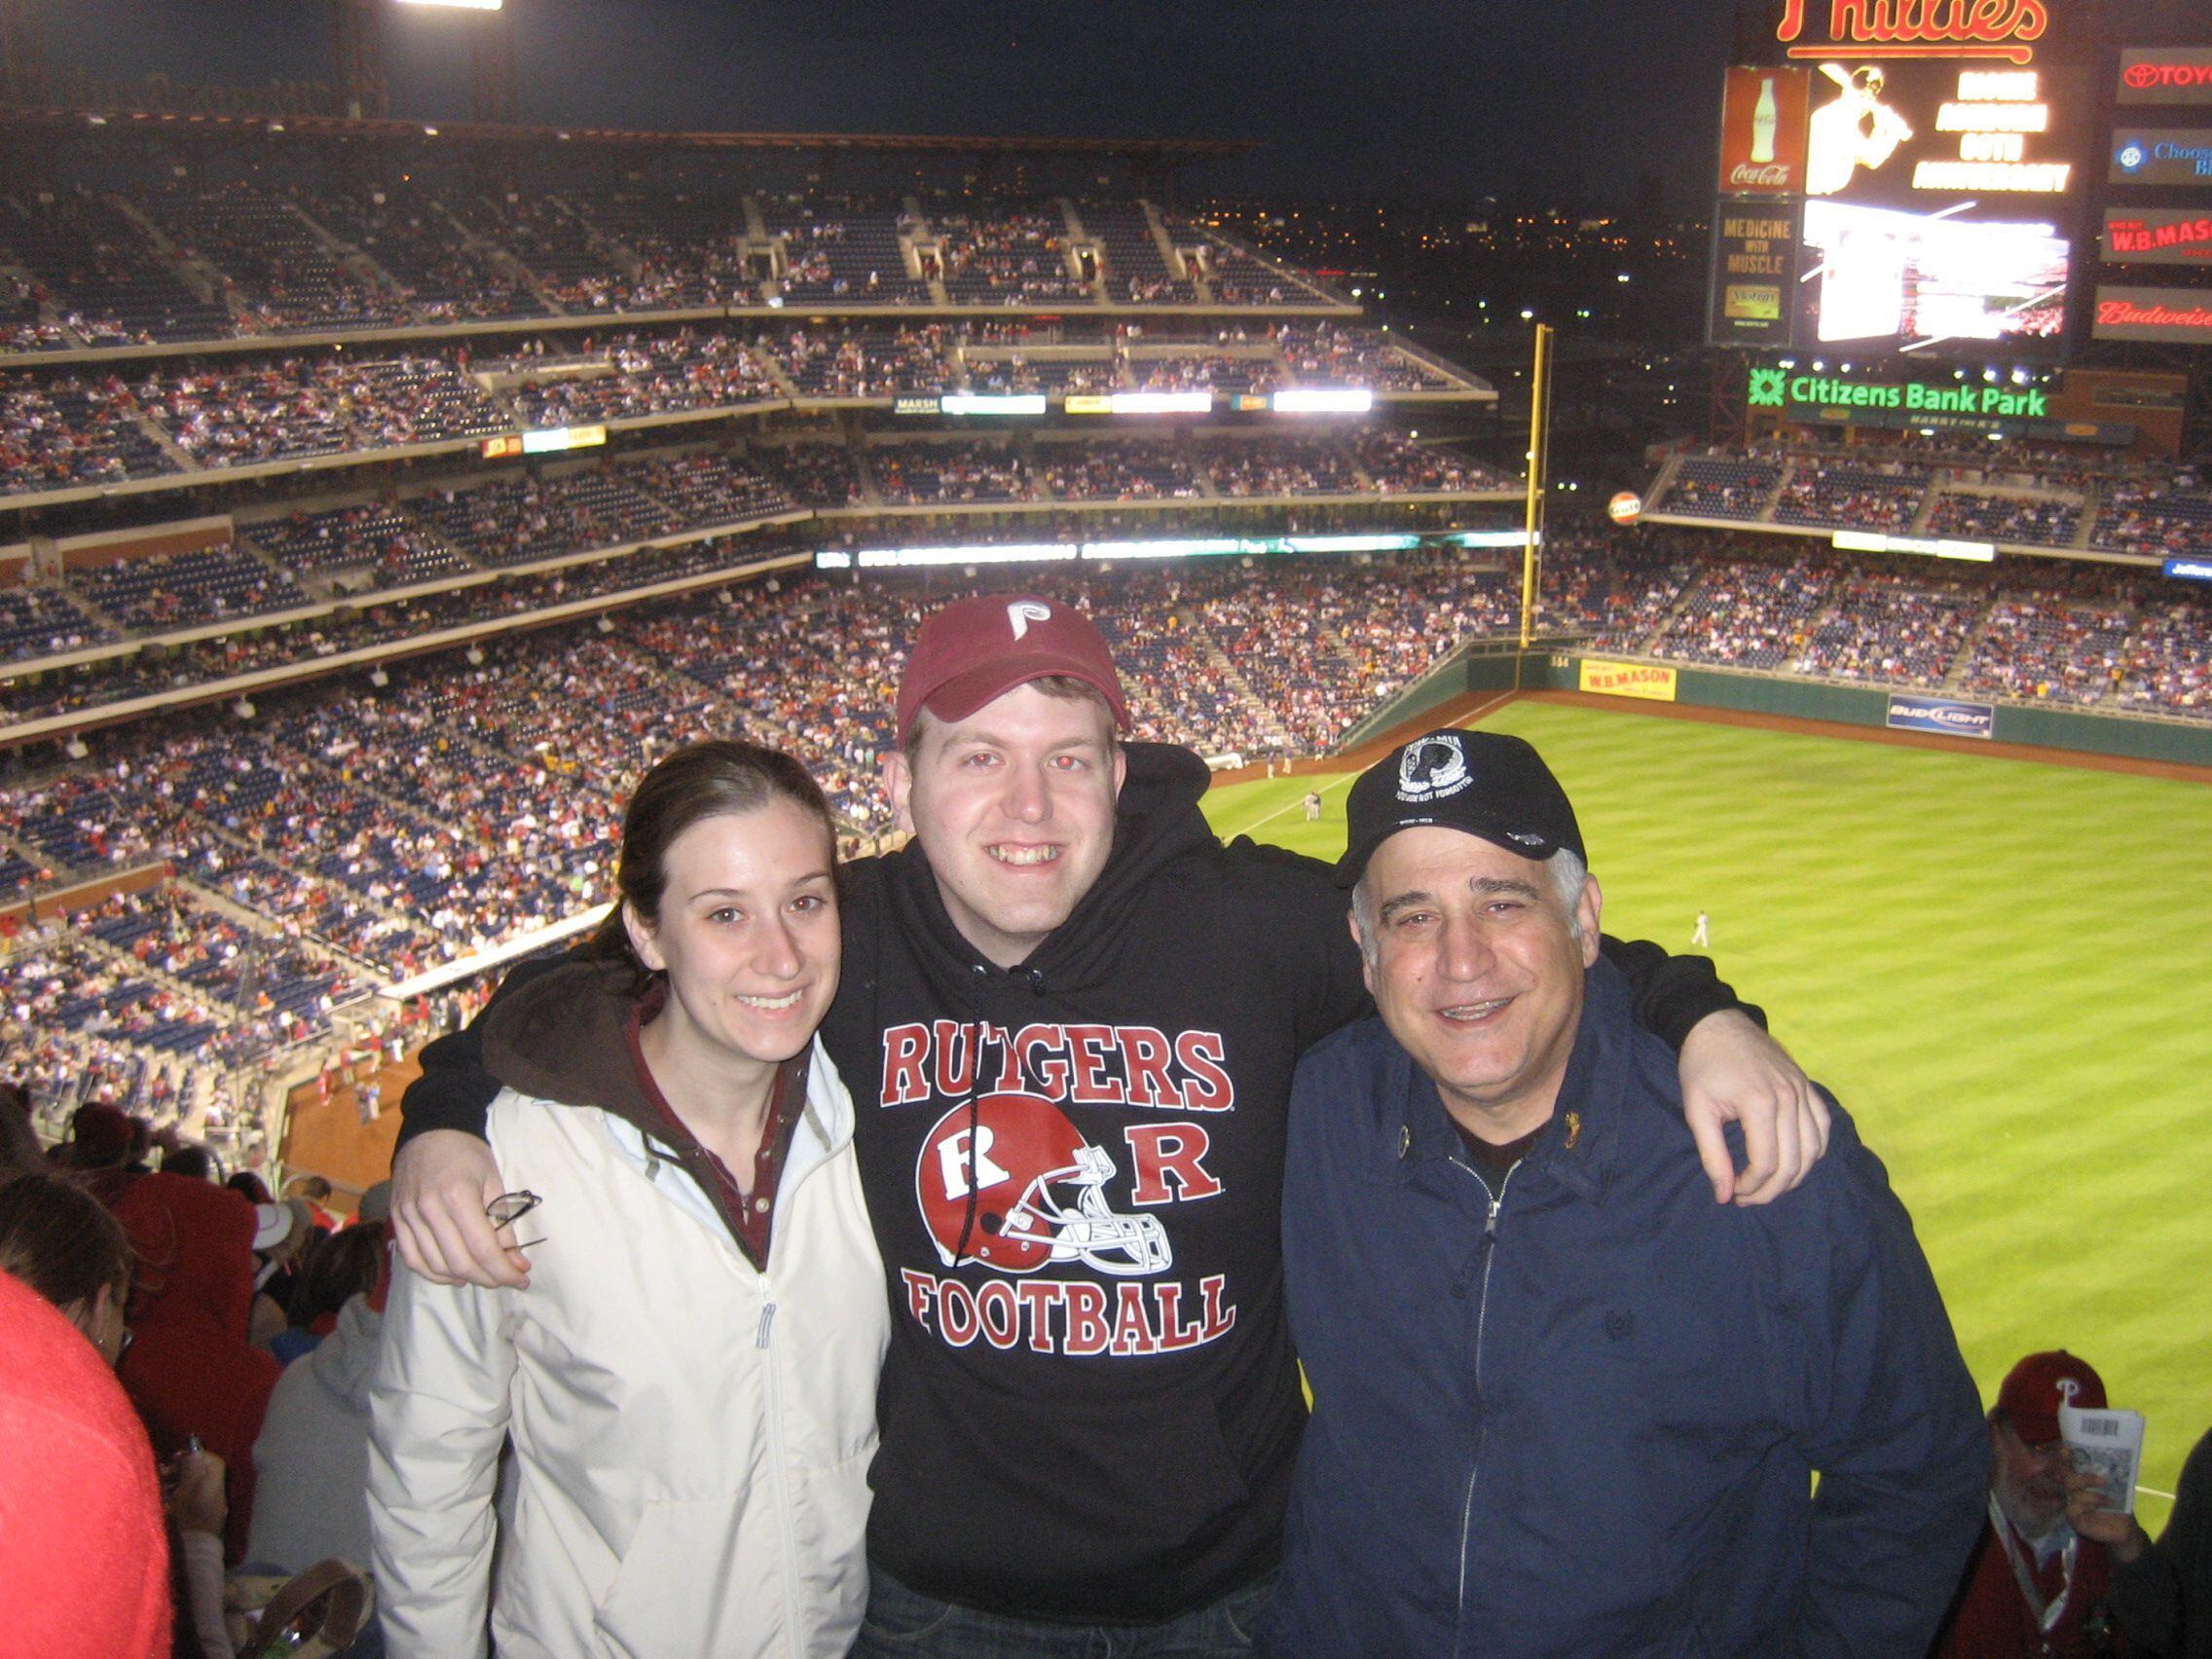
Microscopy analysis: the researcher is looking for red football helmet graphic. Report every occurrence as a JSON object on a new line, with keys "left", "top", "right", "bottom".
{"left": 915, "top": 1093, "right": 1171, "bottom": 1276}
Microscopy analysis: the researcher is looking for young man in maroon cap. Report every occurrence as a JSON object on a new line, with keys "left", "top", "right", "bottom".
{"left": 387, "top": 593, "right": 1831, "bottom": 1651}
{"left": 1938, "top": 1349, "right": 2133, "bottom": 1657}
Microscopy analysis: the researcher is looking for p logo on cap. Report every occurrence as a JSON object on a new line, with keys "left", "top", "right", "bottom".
{"left": 896, "top": 593, "right": 1130, "bottom": 747}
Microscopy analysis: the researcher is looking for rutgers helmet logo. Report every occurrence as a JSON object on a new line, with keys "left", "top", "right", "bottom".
{"left": 915, "top": 1093, "right": 1172, "bottom": 1276}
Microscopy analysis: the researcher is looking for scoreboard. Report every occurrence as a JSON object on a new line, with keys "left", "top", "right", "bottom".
{"left": 1709, "top": 2, "right": 2086, "bottom": 358}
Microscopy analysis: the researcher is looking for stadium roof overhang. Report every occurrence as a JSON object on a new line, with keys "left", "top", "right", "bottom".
{"left": 0, "top": 104, "right": 1260, "bottom": 164}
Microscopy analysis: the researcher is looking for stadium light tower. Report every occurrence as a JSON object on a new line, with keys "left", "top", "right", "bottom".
{"left": 395, "top": 0, "right": 515, "bottom": 123}
{"left": 336, "top": 0, "right": 517, "bottom": 123}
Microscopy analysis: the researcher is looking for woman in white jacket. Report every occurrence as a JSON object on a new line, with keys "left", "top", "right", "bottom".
{"left": 369, "top": 740, "right": 887, "bottom": 1658}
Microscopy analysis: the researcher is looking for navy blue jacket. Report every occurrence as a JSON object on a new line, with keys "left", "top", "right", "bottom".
{"left": 1271, "top": 962, "right": 1987, "bottom": 1657}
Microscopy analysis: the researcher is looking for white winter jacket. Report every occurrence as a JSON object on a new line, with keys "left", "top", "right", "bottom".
{"left": 368, "top": 1033, "right": 886, "bottom": 1659}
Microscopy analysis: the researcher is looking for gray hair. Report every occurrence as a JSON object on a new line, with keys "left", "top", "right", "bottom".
{"left": 1351, "top": 846, "right": 1590, "bottom": 966}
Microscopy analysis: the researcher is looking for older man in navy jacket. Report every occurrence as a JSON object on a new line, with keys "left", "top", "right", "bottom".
{"left": 1271, "top": 729, "right": 1987, "bottom": 1657}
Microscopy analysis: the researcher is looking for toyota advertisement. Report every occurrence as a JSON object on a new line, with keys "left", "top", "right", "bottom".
{"left": 2117, "top": 47, "right": 2212, "bottom": 106}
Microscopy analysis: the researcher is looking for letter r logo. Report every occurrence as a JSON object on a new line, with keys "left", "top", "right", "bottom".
{"left": 937, "top": 1125, "right": 1011, "bottom": 1199}
{"left": 1007, "top": 600, "right": 1052, "bottom": 640}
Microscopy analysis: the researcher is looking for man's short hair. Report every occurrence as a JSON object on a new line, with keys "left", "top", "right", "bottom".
{"left": 1351, "top": 846, "right": 1590, "bottom": 965}
{"left": 903, "top": 673, "right": 1123, "bottom": 756}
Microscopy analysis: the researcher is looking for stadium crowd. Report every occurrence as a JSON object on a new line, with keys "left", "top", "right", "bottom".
{"left": 2, "top": 162, "right": 1391, "bottom": 350}
{"left": 1652, "top": 443, "right": 2212, "bottom": 559}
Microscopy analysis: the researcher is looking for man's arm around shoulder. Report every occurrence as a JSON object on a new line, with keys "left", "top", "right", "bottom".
{"left": 388, "top": 955, "right": 566, "bottom": 1289}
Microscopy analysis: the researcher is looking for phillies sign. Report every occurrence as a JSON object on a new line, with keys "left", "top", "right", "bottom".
{"left": 1777, "top": 0, "right": 2048, "bottom": 63}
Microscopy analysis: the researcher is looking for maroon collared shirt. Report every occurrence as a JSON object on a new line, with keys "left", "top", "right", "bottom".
{"left": 624, "top": 992, "right": 810, "bottom": 1272}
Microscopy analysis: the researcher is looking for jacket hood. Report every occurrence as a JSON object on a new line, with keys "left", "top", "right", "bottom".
{"left": 479, "top": 956, "right": 851, "bottom": 1168}
{"left": 882, "top": 739, "right": 1217, "bottom": 1003}
{"left": 304, "top": 1293, "right": 381, "bottom": 1412}
{"left": 111, "top": 1172, "right": 258, "bottom": 1340}
{"left": 480, "top": 955, "right": 656, "bottom": 1124}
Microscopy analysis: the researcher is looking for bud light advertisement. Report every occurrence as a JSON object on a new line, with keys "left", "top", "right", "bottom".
{"left": 1887, "top": 693, "right": 1995, "bottom": 739}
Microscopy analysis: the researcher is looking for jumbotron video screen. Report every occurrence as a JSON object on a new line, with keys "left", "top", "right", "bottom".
{"left": 1792, "top": 59, "right": 2084, "bottom": 356}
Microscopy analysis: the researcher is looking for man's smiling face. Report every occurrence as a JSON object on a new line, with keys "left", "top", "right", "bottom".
{"left": 1355, "top": 826, "right": 1601, "bottom": 1142}
{"left": 883, "top": 680, "right": 1125, "bottom": 970}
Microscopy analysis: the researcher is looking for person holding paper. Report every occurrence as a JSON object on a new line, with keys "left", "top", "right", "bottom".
{"left": 2074, "top": 1422, "right": 2212, "bottom": 1659}
{"left": 1936, "top": 1349, "right": 2135, "bottom": 1658}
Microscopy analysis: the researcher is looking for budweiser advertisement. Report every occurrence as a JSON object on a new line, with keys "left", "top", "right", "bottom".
{"left": 1792, "top": 58, "right": 2083, "bottom": 355}
{"left": 1717, "top": 66, "right": 1812, "bottom": 194}
{"left": 2091, "top": 286, "right": 2212, "bottom": 345}
{"left": 2102, "top": 209, "right": 2212, "bottom": 267}
{"left": 2118, "top": 47, "right": 2212, "bottom": 106}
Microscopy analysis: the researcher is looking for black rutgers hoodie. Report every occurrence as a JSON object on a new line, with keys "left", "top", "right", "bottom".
{"left": 398, "top": 740, "right": 1750, "bottom": 1623}
{"left": 825, "top": 741, "right": 1366, "bottom": 1621}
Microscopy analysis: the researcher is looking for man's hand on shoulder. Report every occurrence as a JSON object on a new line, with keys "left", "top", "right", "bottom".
{"left": 1677, "top": 1010, "right": 1832, "bottom": 1206}
{"left": 390, "top": 1128, "right": 529, "bottom": 1289}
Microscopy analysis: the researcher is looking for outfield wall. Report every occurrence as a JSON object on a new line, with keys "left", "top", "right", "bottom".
{"left": 1346, "top": 645, "right": 2212, "bottom": 770}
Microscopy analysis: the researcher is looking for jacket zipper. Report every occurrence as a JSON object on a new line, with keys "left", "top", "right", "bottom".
{"left": 1453, "top": 1160, "right": 1515, "bottom": 1657}
{"left": 757, "top": 1274, "right": 803, "bottom": 1658}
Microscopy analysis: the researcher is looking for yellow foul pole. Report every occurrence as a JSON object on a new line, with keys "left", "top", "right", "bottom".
{"left": 1518, "top": 323, "right": 1553, "bottom": 649}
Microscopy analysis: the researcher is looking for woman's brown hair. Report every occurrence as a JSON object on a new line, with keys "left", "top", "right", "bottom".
{"left": 0, "top": 1172, "right": 133, "bottom": 1316}
{"left": 583, "top": 739, "right": 836, "bottom": 993}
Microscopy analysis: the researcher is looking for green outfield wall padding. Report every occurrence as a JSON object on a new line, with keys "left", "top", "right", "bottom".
{"left": 1343, "top": 649, "right": 2212, "bottom": 769}
{"left": 1337, "top": 647, "right": 1522, "bottom": 749}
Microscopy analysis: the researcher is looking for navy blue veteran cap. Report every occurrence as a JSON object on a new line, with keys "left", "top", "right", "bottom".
{"left": 1336, "top": 729, "right": 1585, "bottom": 887}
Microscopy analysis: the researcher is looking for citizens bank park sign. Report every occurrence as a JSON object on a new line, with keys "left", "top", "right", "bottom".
{"left": 1748, "top": 365, "right": 2049, "bottom": 419}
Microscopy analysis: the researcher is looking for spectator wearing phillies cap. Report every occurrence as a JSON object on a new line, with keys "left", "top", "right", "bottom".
{"left": 57, "top": 1101, "right": 141, "bottom": 1206}
{"left": 2074, "top": 1419, "right": 2212, "bottom": 1659}
{"left": 1937, "top": 1349, "right": 2132, "bottom": 1657}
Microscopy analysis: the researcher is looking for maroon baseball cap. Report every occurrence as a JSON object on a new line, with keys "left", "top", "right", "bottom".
{"left": 1994, "top": 1350, "right": 2107, "bottom": 1444}
{"left": 896, "top": 594, "right": 1129, "bottom": 747}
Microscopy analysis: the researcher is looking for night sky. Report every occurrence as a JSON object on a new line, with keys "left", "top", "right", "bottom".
{"left": 44, "top": 0, "right": 2194, "bottom": 211}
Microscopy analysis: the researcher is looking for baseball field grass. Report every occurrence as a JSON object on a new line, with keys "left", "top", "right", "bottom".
{"left": 1203, "top": 698, "right": 2212, "bottom": 1529}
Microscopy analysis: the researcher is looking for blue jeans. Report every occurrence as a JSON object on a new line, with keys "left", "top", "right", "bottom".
{"left": 852, "top": 1566, "right": 1274, "bottom": 1658}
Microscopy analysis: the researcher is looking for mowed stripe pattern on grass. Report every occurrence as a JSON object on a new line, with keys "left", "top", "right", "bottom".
{"left": 1203, "top": 702, "right": 2212, "bottom": 1528}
